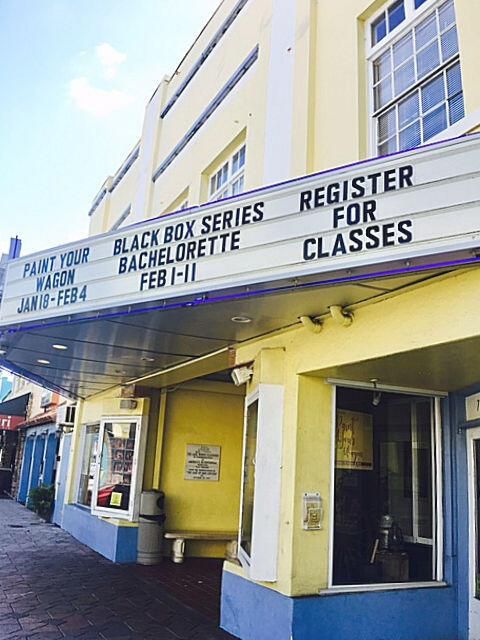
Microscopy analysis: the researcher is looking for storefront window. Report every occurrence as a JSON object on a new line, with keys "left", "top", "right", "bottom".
{"left": 240, "top": 398, "right": 258, "bottom": 559}
{"left": 94, "top": 421, "right": 137, "bottom": 513}
{"left": 77, "top": 424, "right": 99, "bottom": 506}
{"left": 333, "top": 386, "right": 437, "bottom": 586}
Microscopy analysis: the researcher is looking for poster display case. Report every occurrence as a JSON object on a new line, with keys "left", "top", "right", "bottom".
{"left": 91, "top": 416, "right": 146, "bottom": 521}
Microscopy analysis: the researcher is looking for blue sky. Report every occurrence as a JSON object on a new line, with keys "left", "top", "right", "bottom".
{"left": 0, "top": 0, "right": 219, "bottom": 256}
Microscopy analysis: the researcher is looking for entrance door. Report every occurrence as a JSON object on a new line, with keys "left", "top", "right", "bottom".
{"left": 467, "top": 427, "right": 480, "bottom": 639}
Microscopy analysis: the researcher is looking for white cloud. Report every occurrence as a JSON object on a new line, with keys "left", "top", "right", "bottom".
{"left": 95, "top": 43, "right": 127, "bottom": 79}
{"left": 69, "top": 77, "right": 133, "bottom": 118}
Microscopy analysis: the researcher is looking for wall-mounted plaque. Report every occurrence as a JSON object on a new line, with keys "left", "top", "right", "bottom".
{"left": 185, "top": 444, "right": 221, "bottom": 481}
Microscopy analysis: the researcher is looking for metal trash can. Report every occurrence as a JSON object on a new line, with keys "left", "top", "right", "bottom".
{"left": 137, "top": 490, "right": 166, "bottom": 565}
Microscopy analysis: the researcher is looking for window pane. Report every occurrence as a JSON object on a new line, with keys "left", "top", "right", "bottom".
{"left": 449, "top": 93, "right": 464, "bottom": 124}
{"left": 372, "top": 13, "right": 387, "bottom": 46}
{"left": 232, "top": 151, "right": 240, "bottom": 175}
{"left": 388, "top": 0, "right": 405, "bottom": 32}
{"left": 210, "top": 176, "right": 216, "bottom": 195}
{"left": 218, "top": 163, "right": 228, "bottom": 189}
{"left": 423, "top": 103, "right": 447, "bottom": 140}
{"left": 393, "top": 32, "right": 413, "bottom": 68}
{"left": 373, "top": 51, "right": 391, "bottom": 83}
{"left": 441, "top": 26, "right": 458, "bottom": 61}
{"left": 374, "top": 76, "right": 393, "bottom": 110}
{"left": 96, "top": 422, "right": 137, "bottom": 512}
{"left": 421, "top": 74, "right": 445, "bottom": 113}
{"left": 77, "top": 426, "right": 99, "bottom": 506}
{"left": 417, "top": 40, "right": 440, "bottom": 79}
{"left": 232, "top": 175, "right": 244, "bottom": 196}
{"left": 438, "top": 0, "right": 455, "bottom": 31}
{"left": 399, "top": 92, "right": 420, "bottom": 128}
{"left": 415, "top": 13, "right": 437, "bottom": 50}
{"left": 415, "top": 401, "right": 433, "bottom": 540}
{"left": 414, "top": 0, "right": 428, "bottom": 7}
{"left": 379, "top": 136, "right": 397, "bottom": 156}
{"left": 399, "top": 121, "right": 421, "bottom": 150}
{"left": 240, "top": 400, "right": 258, "bottom": 557}
{"left": 378, "top": 108, "right": 396, "bottom": 142}
{"left": 238, "top": 145, "right": 246, "bottom": 168}
{"left": 446, "top": 62, "right": 462, "bottom": 97}
{"left": 394, "top": 60, "right": 415, "bottom": 95}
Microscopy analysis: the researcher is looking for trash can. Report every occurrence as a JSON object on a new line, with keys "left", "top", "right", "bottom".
{"left": 137, "top": 490, "right": 166, "bottom": 565}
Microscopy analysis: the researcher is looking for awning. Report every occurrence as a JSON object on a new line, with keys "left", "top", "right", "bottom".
{"left": 0, "top": 135, "right": 479, "bottom": 399}
{"left": 0, "top": 392, "right": 29, "bottom": 430}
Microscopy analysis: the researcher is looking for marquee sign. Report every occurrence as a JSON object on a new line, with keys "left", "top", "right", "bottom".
{"left": 1, "top": 135, "right": 480, "bottom": 327}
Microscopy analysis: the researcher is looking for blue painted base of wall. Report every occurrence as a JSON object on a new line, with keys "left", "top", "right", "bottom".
{"left": 221, "top": 571, "right": 457, "bottom": 640}
{"left": 62, "top": 504, "right": 138, "bottom": 563}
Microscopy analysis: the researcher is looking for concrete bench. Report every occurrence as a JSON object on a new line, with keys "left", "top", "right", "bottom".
{"left": 164, "top": 531, "right": 238, "bottom": 564}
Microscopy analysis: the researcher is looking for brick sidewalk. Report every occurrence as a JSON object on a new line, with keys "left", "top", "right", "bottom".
{"left": 0, "top": 499, "right": 235, "bottom": 640}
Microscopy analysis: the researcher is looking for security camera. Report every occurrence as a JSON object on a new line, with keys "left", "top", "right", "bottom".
{"left": 231, "top": 366, "right": 253, "bottom": 386}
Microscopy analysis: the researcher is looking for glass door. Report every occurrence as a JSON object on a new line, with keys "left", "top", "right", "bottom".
{"left": 468, "top": 427, "right": 480, "bottom": 640}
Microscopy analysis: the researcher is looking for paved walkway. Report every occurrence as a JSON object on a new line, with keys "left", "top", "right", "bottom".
{"left": 0, "top": 499, "right": 236, "bottom": 640}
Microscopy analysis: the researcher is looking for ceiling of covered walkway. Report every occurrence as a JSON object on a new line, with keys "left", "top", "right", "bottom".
{"left": 0, "top": 269, "right": 447, "bottom": 399}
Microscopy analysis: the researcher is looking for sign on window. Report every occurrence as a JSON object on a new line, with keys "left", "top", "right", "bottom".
{"left": 335, "top": 409, "right": 373, "bottom": 471}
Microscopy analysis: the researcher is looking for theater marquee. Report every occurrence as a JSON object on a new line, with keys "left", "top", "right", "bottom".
{"left": 1, "top": 135, "right": 479, "bottom": 326}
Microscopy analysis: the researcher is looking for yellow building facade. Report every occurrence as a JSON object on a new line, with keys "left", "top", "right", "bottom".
{"left": 1, "top": 1, "right": 480, "bottom": 638}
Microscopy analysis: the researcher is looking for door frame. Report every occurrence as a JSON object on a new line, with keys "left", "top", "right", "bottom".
{"left": 326, "top": 379, "right": 445, "bottom": 590}
{"left": 466, "top": 426, "right": 480, "bottom": 638}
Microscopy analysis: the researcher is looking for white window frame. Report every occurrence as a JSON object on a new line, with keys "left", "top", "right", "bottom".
{"left": 238, "top": 384, "right": 284, "bottom": 582}
{"left": 208, "top": 144, "right": 246, "bottom": 202}
{"left": 327, "top": 380, "right": 445, "bottom": 592}
{"left": 90, "top": 415, "right": 147, "bottom": 521}
{"left": 75, "top": 422, "right": 100, "bottom": 507}
{"left": 366, "top": 0, "right": 463, "bottom": 156}
{"left": 466, "top": 426, "right": 480, "bottom": 635}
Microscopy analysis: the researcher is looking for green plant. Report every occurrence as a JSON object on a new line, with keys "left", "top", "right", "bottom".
{"left": 28, "top": 484, "right": 55, "bottom": 521}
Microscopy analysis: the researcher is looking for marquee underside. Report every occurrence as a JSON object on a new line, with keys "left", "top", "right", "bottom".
{"left": 0, "top": 269, "right": 450, "bottom": 399}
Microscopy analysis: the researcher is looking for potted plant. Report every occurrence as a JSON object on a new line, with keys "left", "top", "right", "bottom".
{"left": 28, "top": 484, "right": 55, "bottom": 522}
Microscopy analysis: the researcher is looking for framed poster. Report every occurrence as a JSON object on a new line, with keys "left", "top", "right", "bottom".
{"left": 335, "top": 409, "right": 373, "bottom": 471}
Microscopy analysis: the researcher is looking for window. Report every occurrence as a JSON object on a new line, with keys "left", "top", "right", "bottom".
{"left": 370, "top": 0, "right": 464, "bottom": 156}
{"left": 372, "top": 0, "right": 406, "bottom": 46}
{"left": 77, "top": 424, "right": 99, "bottom": 506}
{"left": 332, "top": 386, "right": 440, "bottom": 587}
{"left": 209, "top": 145, "right": 246, "bottom": 201}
